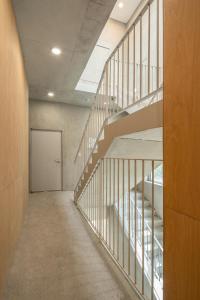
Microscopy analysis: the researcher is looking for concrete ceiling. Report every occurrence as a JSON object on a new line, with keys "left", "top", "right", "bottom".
{"left": 13, "top": 0, "right": 117, "bottom": 107}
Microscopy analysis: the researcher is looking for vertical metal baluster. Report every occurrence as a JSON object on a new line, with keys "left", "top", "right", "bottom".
{"left": 97, "top": 97, "right": 99, "bottom": 138}
{"left": 122, "top": 42, "right": 124, "bottom": 109}
{"left": 104, "top": 71, "right": 106, "bottom": 121}
{"left": 95, "top": 167, "right": 97, "bottom": 231}
{"left": 134, "top": 160, "right": 137, "bottom": 284}
{"left": 109, "top": 158, "right": 111, "bottom": 249}
{"left": 91, "top": 175, "right": 93, "bottom": 227}
{"left": 86, "top": 182, "right": 87, "bottom": 218}
{"left": 101, "top": 77, "right": 105, "bottom": 124}
{"left": 93, "top": 174, "right": 95, "bottom": 229}
{"left": 113, "top": 54, "right": 115, "bottom": 115}
{"left": 88, "top": 183, "right": 90, "bottom": 219}
{"left": 96, "top": 165, "right": 98, "bottom": 233}
{"left": 122, "top": 159, "right": 125, "bottom": 268}
{"left": 140, "top": 17, "right": 142, "bottom": 100}
{"left": 101, "top": 83, "right": 104, "bottom": 127}
{"left": 157, "top": 0, "right": 160, "bottom": 89}
{"left": 148, "top": 4, "right": 151, "bottom": 95}
{"left": 127, "top": 34, "right": 130, "bottom": 107}
{"left": 100, "top": 163, "right": 101, "bottom": 236}
{"left": 93, "top": 171, "right": 95, "bottom": 229}
{"left": 151, "top": 160, "right": 155, "bottom": 300}
{"left": 98, "top": 94, "right": 100, "bottom": 134}
{"left": 100, "top": 160, "right": 103, "bottom": 238}
{"left": 106, "top": 64, "right": 109, "bottom": 119}
{"left": 105, "top": 158, "right": 108, "bottom": 245}
{"left": 95, "top": 104, "right": 97, "bottom": 144}
{"left": 133, "top": 27, "right": 136, "bottom": 104}
{"left": 117, "top": 48, "right": 120, "bottom": 112}
{"left": 103, "top": 159, "right": 105, "bottom": 241}
{"left": 89, "top": 174, "right": 91, "bottom": 222}
{"left": 128, "top": 159, "right": 131, "bottom": 276}
{"left": 98, "top": 163, "right": 100, "bottom": 235}
{"left": 113, "top": 158, "right": 115, "bottom": 256}
{"left": 97, "top": 164, "right": 99, "bottom": 234}
{"left": 117, "top": 159, "right": 120, "bottom": 261}
{"left": 96, "top": 166, "right": 98, "bottom": 232}
{"left": 92, "top": 174, "right": 94, "bottom": 228}
{"left": 109, "top": 59, "right": 112, "bottom": 117}
{"left": 142, "top": 160, "right": 145, "bottom": 295}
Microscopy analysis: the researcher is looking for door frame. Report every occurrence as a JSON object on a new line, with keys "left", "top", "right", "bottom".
{"left": 29, "top": 128, "right": 64, "bottom": 193}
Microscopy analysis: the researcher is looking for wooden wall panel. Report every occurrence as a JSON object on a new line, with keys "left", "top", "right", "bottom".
{"left": 165, "top": 208, "right": 200, "bottom": 299}
{"left": 0, "top": 0, "right": 28, "bottom": 296}
{"left": 164, "top": 0, "right": 200, "bottom": 298}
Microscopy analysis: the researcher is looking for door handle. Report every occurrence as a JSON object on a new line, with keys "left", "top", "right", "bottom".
{"left": 54, "top": 160, "right": 61, "bottom": 163}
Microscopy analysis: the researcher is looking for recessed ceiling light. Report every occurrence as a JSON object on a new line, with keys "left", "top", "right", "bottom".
{"left": 118, "top": 2, "right": 124, "bottom": 8}
{"left": 48, "top": 92, "right": 54, "bottom": 97}
{"left": 51, "top": 47, "right": 62, "bottom": 55}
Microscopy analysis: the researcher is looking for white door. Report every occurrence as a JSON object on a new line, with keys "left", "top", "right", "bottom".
{"left": 30, "top": 130, "right": 62, "bottom": 192}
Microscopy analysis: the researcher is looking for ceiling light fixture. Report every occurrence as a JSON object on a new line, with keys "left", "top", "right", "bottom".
{"left": 118, "top": 2, "right": 124, "bottom": 8}
{"left": 48, "top": 92, "right": 55, "bottom": 97}
{"left": 51, "top": 47, "right": 62, "bottom": 56}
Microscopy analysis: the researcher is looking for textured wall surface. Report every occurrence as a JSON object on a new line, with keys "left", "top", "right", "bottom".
{"left": 29, "top": 99, "right": 89, "bottom": 190}
{"left": 0, "top": 0, "right": 28, "bottom": 295}
{"left": 164, "top": 0, "right": 200, "bottom": 298}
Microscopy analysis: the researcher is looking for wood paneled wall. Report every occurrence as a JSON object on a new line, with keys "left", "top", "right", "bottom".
{"left": 0, "top": 0, "right": 28, "bottom": 296}
{"left": 164, "top": 0, "right": 200, "bottom": 298}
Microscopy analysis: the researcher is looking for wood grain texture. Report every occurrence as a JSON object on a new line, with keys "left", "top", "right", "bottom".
{"left": 164, "top": 0, "right": 200, "bottom": 298}
{"left": 164, "top": 208, "right": 200, "bottom": 299}
{"left": 0, "top": 0, "right": 28, "bottom": 296}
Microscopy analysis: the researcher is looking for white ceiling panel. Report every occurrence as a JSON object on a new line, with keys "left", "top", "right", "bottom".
{"left": 111, "top": 0, "right": 141, "bottom": 23}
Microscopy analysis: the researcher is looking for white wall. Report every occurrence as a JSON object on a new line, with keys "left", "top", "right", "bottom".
{"left": 138, "top": 181, "right": 163, "bottom": 219}
{"left": 29, "top": 99, "right": 89, "bottom": 190}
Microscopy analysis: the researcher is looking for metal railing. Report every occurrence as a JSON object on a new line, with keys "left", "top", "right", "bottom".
{"left": 74, "top": 0, "right": 163, "bottom": 186}
{"left": 77, "top": 158, "right": 163, "bottom": 300}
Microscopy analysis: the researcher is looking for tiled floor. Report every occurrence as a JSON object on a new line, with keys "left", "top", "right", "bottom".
{"left": 3, "top": 192, "right": 140, "bottom": 300}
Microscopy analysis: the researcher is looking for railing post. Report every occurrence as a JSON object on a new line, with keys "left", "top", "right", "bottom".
{"left": 151, "top": 160, "right": 155, "bottom": 300}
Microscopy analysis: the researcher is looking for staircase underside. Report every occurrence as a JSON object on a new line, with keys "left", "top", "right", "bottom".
{"left": 75, "top": 100, "right": 163, "bottom": 201}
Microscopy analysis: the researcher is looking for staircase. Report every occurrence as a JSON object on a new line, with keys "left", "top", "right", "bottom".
{"left": 74, "top": 100, "right": 163, "bottom": 202}
{"left": 74, "top": 0, "right": 163, "bottom": 299}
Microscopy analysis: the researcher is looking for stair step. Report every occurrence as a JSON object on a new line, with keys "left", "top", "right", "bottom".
{"left": 130, "top": 197, "right": 150, "bottom": 208}
{"left": 141, "top": 227, "right": 163, "bottom": 240}
{"left": 130, "top": 191, "right": 143, "bottom": 200}
{"left": 137, "top": 207, "right": 152, "bottom": 217}
{"left": 155, "top": 265, "right": 163, "bottom": 278}
{"left": 146, "top": 245, "right": 161, "bottom": 257}
{"left": 145, "top": 217, "right": 163, "bottom": 228}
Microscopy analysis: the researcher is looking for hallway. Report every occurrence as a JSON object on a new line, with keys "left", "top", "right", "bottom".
{"left": 3, "top": 192, "right": 139, "bottom": 300}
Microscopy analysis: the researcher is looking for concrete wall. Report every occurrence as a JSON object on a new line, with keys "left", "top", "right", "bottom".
{"left": 0, "top": 0, "right": 29, "bottom": 295}
{"left": 29, "top": 99, "right": 89, "bottom": 190}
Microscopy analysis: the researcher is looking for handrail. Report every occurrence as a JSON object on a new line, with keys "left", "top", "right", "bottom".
{"left": 74, "top": 0, "right": 163, "bottom": 188}
{"left": 77, "top": 157, "right": 163, "bottom": 300}
{"left": 74, "top": 118, "right": 108, "bottom": 193}
{"left": 74, "top": 69, "right": 106, "bottom": 163}
{"left": 74, "top": 0, "right": 154, "bottom": 163}
{"left": 74, "top": 86, "right": 163, "bottom": 195}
